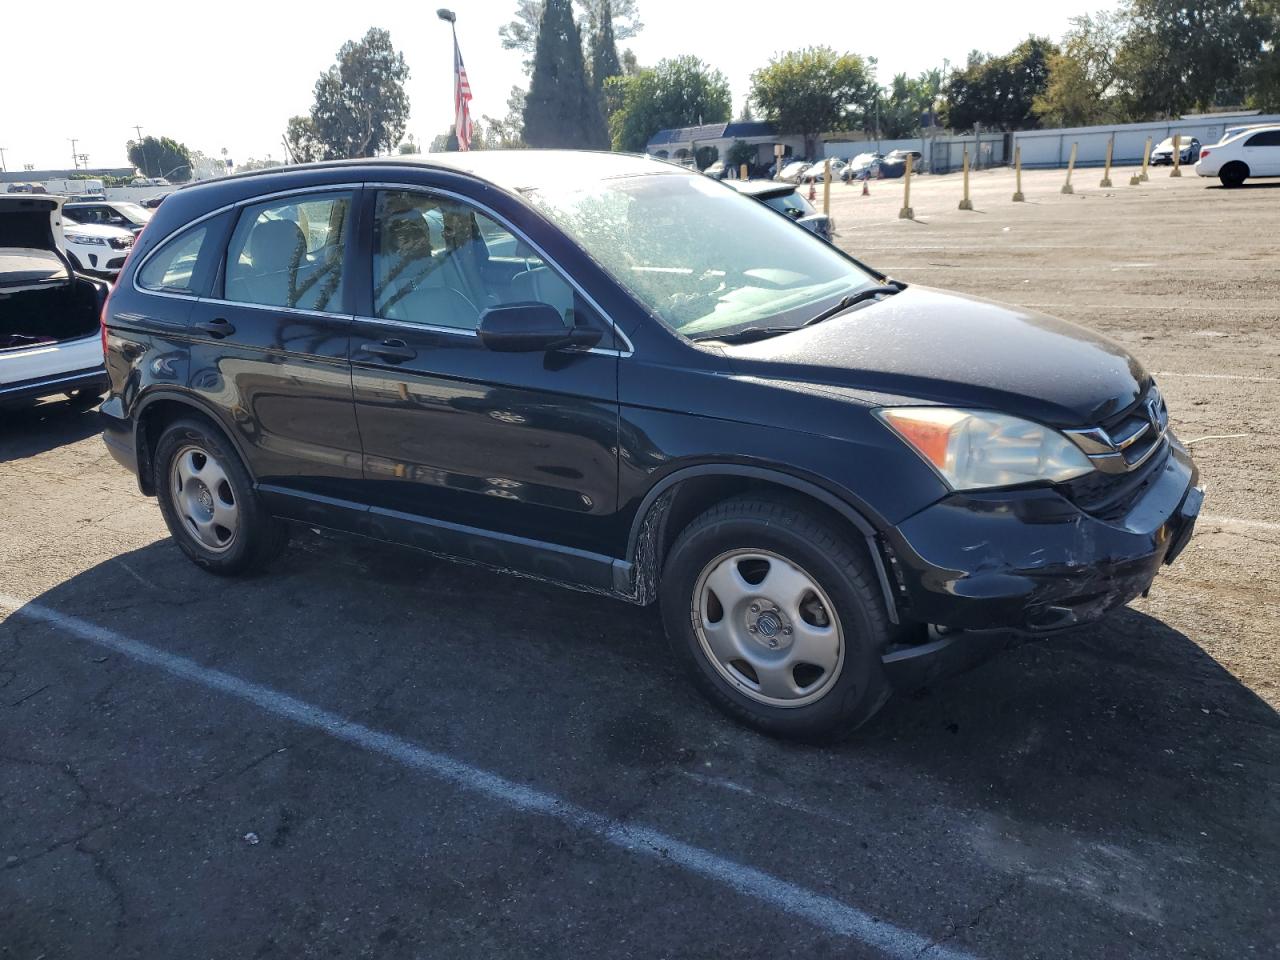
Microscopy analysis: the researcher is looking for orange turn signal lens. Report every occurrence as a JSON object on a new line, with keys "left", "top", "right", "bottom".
{"left": 879, "top": 408, "right": 967, "bottom": 471}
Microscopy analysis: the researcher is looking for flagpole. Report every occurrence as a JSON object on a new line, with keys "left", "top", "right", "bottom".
{"left": 437, "top": 8, "right": 465, "bottom": 151}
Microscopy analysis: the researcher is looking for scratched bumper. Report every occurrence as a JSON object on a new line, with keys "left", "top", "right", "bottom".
{"left": 883, "top": 440, "right": 1201, "bottom": 633}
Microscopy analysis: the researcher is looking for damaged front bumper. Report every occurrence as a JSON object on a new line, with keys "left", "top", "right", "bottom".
{"left": 884, "top": 439, "right": 1201, "bottom": 634}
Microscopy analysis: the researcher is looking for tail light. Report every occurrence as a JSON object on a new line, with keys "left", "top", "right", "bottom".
{"left": 1200, "top": 149, "right": 1210, "bottom": 159}
{"left": 100, "top": 222, "right": 146, "bottom": 357}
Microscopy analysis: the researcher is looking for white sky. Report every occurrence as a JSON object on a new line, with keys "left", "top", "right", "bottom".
{"left": 0, "top": 0, "right": 1113, "bottom": 172}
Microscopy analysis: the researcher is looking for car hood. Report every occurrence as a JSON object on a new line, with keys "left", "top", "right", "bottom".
{"left": 62, "top": 221, "right": 133, "bottom": 239}
{"left": 719, "top": 285, "right": 1148, "bottom": 427}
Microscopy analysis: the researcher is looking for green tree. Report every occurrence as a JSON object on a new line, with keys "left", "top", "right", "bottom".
{"left": 1248, "top": 0, "right": 1280, "bottom": 109}
{"left": 606, "top": 55, "right": 732, "bottom": 152}
{"left": 942, "top": 36, "right": 1057, "bottom": 130}
{"left": 127, "top": 136, "right": 192, "bottom": 182}
{"left": 877, "top": 73, "right": 937, "bottom": 138}
{"left": 750, "top": 47, "right": 876, "bottom": 157}
{"left": 1114, "top": 0, "right": 1269, "bottom": 117}
{"left": 590, "top": 0, "right": 622, "bottom": 91}
{"left": 1034, "top": 12, "right": 1125, "bottom": 126}
{"left": 285, "top": 115, "right": 326, "bottom": 163}
{"left": 725, "top": 139, "right": 755, "bottom": 172}
{"left": 523, "top": 0, "right": 608, "bottom": 148}
{"left": 501, "top": 0, "right": 643, "bottom": 69}
{"left": 483, "top": 87, "right": 530, "bottom": 148}
{"left": 307, "top": 27, "right": 410, "bottom": 159}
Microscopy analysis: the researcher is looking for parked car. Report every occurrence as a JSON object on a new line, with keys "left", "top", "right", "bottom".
{"left": 1195, "top": 125, "right": 1280, "bottom": 187}
{"left": 131, "top": 177, "right": 172, "bottom": 188}
{"left": 799, "top": 159, "right": 846, "bottom": 182}
{"left": 59, "top": 216, "right": 136, "bottom": 277}
{"left": 69, "top": 194, "right": 106, "bottom": 203}
{"left": 63, "top": 200, "right": 152, "bottom": 235}
{"left": 1150, "top": 135, "right": 1200, "bottom": 166}
{"left": 841, "top": 152, "right": 884, "bottom": 181}
{"left": 100, "top": 152, "right": 1202, "bottom": 740}
{"left": 724, "top": 179, "right": 833, "bottom": 241}
{"left": 884, "top": 149, "right": 923, "bottom": 174}
{"left": 1, "top": 195, "right": 110, "bottom": 408}
{"left": 778, "top": 160, "right": 812, "bottom": 182}
{"left": 702, "top": 161, "right": 727, "bottom": 180}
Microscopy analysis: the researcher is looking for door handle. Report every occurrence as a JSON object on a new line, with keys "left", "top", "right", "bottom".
{"left": 359, "top": 338, "right": 417, "bottom": 363}
{"left": 193, "top": 317, "right": 236, "bottom": 338}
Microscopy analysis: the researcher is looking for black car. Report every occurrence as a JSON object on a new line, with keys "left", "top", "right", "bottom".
{"left": 100, "top": 152, "right": 1202, "bottom": 740}
{"left": 724, "top": 179, "right": 833, "bottom": 240}
{"left": 62, "top": 200, "right": 152, "bottom": 234}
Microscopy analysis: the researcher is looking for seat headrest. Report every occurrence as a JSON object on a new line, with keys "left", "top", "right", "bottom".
{"left": 248, "top": 219, "right": 306, "bottom": 277}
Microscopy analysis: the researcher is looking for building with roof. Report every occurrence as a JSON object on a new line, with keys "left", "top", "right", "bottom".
{"left": 645, "top": 122, "right": 804, "bottom": 171}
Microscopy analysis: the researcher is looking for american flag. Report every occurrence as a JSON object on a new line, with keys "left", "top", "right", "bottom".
{"left": 453, "top": 35, "right": 473, "bottom": 151}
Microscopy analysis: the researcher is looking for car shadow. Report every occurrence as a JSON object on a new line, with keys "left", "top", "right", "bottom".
{"left": 1204, "top": 181, "right": 1280, "bottom": 190}
{"left": 0, "top": 398, "right": 104, "bottom": 462}
{"left": 6, "top": 526, "right": 1277, "bottom": 867}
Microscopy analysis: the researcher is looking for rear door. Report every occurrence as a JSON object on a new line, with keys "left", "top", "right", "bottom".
{"left": 348, "top": 186, "right": 621, "bottom": 569}
{"left": 1243, "top": 130, "right": 1280, "bottom": 176}
{"left": 185, "top": 186, "right": 365, "bottom": 506}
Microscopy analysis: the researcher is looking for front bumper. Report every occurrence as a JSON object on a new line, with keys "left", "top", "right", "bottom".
{"left": 884, "top": 439, "right": 1201, "bottom": 633}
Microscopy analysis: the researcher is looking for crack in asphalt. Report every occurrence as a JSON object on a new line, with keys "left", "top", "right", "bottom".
{"left": 916, "top": 880, "right": 1021, "bottom": 957}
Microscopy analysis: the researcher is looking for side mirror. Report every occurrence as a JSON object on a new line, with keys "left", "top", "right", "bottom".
{"left": 477, "top": 302, "right": 603, "bottom": 353}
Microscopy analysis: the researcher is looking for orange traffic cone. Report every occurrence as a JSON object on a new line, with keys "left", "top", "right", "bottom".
{"left": 861, "top": 177, "right": 869, "bottom": 197}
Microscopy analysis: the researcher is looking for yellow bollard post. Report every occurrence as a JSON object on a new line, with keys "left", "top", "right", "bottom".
{"left": 1170, "top": 134, "right": 1182, "bottom": 177}
{"left": 1100, "top": 137, "right": 1114, "bottom": 188}
{"left": 958, "top": 147, "right": 973, "bottom": 210}
{"left": 1012, "top": 145, "right": 1025, "bottom": 202}
{"left": 740, "top": 163, "right": 748, "bottom": 181}
{"left": 898, "top": 157, "right": 914, "bottom": 219}
{"left": 1140, "top": 136, "right": 1151, "bottom": 182}
{"left": 1061, "top": 142, "right": 1078, "bottom": 194}
{"left": 823, "top": 158, "right": 831, "bottom": 215}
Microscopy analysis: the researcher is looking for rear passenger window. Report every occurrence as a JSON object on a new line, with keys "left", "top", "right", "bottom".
{"left": 137, "top": 224, "right": 209, "bottom": 294}
{"left": 1245, "top": 130, "right": 1280, "bottom": 147}
{"left": 224, "top": 192, "right": 351, "bottom": 312}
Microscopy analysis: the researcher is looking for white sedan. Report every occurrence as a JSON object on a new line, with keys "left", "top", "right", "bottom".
{"left": 1, "top": 195, "right": 110, "bottom": 408}
{"left": 799, "top": 159, "right": 847, "bottom": 182}
{"left": 1195, "top": 125, "right": 1280, "bottom": 187}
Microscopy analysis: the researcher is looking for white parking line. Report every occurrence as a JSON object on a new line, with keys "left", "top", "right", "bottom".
{"left": 0, "top": 594, "right": 976, "bottom": 960}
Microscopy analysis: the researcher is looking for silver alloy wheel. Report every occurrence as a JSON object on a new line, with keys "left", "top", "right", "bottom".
{"left": 170, "top": 444, "right": 239, "bottom": 553}
{"left": 691, "top": 549, "right": 845, "bottom": 708}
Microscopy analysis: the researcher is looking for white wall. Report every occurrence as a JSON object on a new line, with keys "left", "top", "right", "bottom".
{"left": 1013, "top": 115, "right": 1280, "bottom": 168}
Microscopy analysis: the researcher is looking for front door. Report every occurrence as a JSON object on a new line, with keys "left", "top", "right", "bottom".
{"left": 349, "top": 188, "right": 620, "bottom": 576}
{"left": 1243, "top": 129, "right": 1280, "bottom": 176}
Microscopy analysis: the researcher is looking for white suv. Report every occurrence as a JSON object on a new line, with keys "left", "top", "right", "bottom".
{"left": 1195, "top": 126, "right": 1280, "bottom": 187}
{"left": 60, "top": 218, "right": 136, "bottom": 277}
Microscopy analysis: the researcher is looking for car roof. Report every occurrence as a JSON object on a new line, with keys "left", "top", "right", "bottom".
{"left": 201, "top": 150, "right": 685, "bottom": 197}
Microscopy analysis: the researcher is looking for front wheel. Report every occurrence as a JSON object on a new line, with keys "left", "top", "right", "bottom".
{"left": 154, "top": 417, "right": 288, "bottom": 576}
{"left": 660, "top": 496, "right": 893, "bottom": 741}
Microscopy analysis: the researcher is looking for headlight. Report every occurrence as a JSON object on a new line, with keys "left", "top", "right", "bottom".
{"left": 876, "top": 407, "right": 1094, "bottom": 490}
{"left": 64, "top": 233, "right": 106, "bottom": 245}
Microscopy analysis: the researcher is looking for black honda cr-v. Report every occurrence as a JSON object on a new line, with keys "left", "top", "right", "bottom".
{"left": 100, "top": 152, "right": 1202, "bottom": 739}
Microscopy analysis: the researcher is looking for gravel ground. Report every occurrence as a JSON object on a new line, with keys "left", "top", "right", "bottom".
{"left": 1, "top": 165, "right": 1277, "bottom": 959}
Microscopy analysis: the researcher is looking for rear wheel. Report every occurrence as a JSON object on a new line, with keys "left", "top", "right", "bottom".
{"left": 154, "top": 417, "right": 288, "bottom": 575}
{"left": 1219, "top": 162, "right": 1248, "bottom": 188}
{"left": 660, "top": 496, "right": 893, "bottom": 741}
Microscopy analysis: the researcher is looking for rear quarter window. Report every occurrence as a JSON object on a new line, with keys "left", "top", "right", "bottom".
{"left": 136, "top": 221, "right": 217, "bottom": 295}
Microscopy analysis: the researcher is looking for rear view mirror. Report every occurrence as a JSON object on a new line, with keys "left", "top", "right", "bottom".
{"left": 477, "top": 302, "right": 602, "bottom": 353}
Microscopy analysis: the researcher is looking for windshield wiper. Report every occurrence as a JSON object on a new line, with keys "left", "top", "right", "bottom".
{"left": 801, "top": 282, "right": 904, "bottom": 328}
{"left": 696, "top": 280, "right": 906, "bottom": 346}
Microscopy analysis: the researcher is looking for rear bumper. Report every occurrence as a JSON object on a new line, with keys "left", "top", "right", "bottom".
{"left": 100, "top": 395, "right": 140, "bottom": 479}
{"left": 0, "top": 366, "right": 107, "bottom": 406}
{"left": 884, "top": 439, "right": 1201, "bottom": 634}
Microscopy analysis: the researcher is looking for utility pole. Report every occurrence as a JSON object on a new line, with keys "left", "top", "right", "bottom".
{"left": 134, "top": 124, "right": 149, "bottom": 176}
{"left": 69, "top": 138, "right": 79, "bottom": 170}
{"left": 0, "top": 147, "right": 7, "bottom": 173}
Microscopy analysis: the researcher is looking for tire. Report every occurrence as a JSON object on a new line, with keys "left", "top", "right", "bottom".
{"left": 1219, "top": 163, "right": 1247, "bottom": 188}
{"left": 660, "top": 495, "right": 893, "bottom": 741}
{"left": 153, "top": 417, "right": 288, "bottom": 576}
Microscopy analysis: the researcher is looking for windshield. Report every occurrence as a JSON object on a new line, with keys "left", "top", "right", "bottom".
{"left": 112, "top": 202, "right": 152, "bottom": 223}
{"left": 524, "top": 173, "right": 875, "bottom": 340}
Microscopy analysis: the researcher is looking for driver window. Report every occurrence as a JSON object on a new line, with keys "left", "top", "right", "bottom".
{"left": 372, "top": 190, "right": 575, "bottom": 330}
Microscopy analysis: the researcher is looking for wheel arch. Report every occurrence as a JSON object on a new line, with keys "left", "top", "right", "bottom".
{"left": 622, "top": 464, "right": 900, "bottom": 622}
{"left": 133, "top": 389, "right": 251, "bottom": 496}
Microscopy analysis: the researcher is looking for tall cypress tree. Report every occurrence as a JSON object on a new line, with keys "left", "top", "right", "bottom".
{"left": 590, "top": 0, "right": 622, "bottom": 93}
{"left": 523, "top": 0, "right": 604, "bottom": 148}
